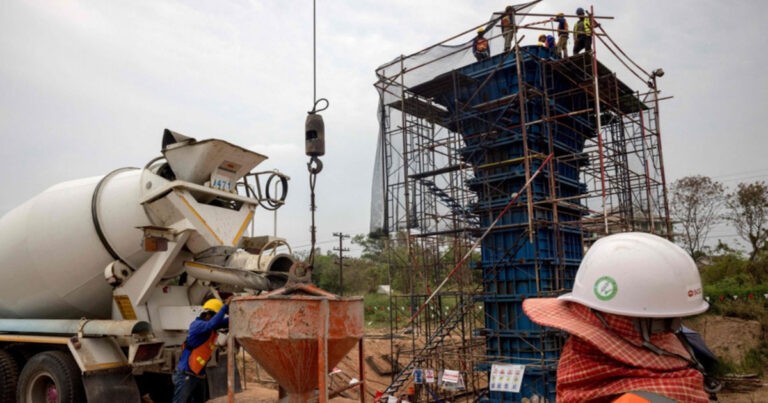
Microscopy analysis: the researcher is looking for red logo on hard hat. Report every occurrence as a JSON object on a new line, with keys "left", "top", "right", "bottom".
{"left": 687, "top": 288, "right": 702, "bottom": 298}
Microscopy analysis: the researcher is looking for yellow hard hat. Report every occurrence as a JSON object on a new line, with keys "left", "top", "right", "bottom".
{"left": 556, "top": 12, "right": 564, "bottom": 17}
{"left": 202, "top": 299, "right": 223, "bottom": 314}
{"left": 477, "top": 27, "right": 485, "bottom": 34}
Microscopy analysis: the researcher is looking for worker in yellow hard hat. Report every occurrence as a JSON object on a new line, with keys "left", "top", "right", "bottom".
{"left": 553, "top": 12, "right": 569, "bottom": 58}
{"left": 472, "top": 26, "right": 490, "bottom": 61}
{"left": 173, "top": 297, "right": 232, "bottom": 403}
{"left": 537, "top": 34, "right": 547, "bottom": 47}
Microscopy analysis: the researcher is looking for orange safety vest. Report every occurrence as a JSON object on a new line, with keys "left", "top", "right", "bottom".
{"left": 501, "top": 15, "right": 512, "bottom": 31}
{"left": 187, "top": 332, "right": 218, "bottom": 375}
{"left": 476, "top": 37, "right": 489, "bottom": 52}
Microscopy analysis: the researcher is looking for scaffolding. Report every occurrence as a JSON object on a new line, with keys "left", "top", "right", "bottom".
{"left": 371, "top": 4, "right": 671, "bottom": 401}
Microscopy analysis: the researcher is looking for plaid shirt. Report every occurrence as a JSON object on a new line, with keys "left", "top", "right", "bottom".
{"left": 555, "top": 304, "right": 709, "bottom": 402}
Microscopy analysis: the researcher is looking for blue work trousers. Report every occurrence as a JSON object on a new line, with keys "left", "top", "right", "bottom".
{"left": 172, "top": 370, "right": 203, "bottom": 403}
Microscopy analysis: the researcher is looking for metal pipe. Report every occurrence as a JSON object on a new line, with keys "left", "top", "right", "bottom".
{"left": 227, "top": 333, "right": 235, "bottom": 403}
{"left": 512, "top": 20, "right": 535, "bottom": 244}
{"left": 652, "top": 73, "right": 674, "bottom": 238}
{"left": 0, "top": 335, "right": 70, "bottom": 344}
{"left": 358, "top": 338, "right": 366, "bottom": 402}
{"left": 0, "top": 319, "right": 150, "bottom": 337}
{"left": 317, "top": 299, "right": 329, "bottom": 403}
{"left": 638, "top": 102, "right": 655, "bottom": 233}
{"left": 590, "top": 5, "right": 608, "bottom": 234}
{"left": 184, "top": 261, "right": 272, "bottom": 290}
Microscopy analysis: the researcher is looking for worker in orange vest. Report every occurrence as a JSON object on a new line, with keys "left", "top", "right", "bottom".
{"left": 500, "top": 5, "right": 516, "bottom": 52}
{"left": 473, "top": 27, "right": 490, "bottom": 61}
{"left": 172, "top": 297, "right": 231, "bottom": 403}
{"left": 553, "top": 12, "right": 569, "bottom": 57}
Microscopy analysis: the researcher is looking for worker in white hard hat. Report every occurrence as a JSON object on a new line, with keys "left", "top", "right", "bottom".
{"left": 473, "top": 27, "right": 490, "bottom": 61}
{"left": 523, "top": 232, "right": 713, "bottom": 402}
{"left": 173, "top": 297, "right": 232, "bottom": 403}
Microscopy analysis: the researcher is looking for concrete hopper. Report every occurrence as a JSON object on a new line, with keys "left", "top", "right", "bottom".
{"left": 230, "top": 278, "right": 364, "bottom": 402}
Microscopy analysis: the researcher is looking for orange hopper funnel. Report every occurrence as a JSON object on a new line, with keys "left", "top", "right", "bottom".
{"left": 230, "top": 282, "right": 364, "bottom": 402}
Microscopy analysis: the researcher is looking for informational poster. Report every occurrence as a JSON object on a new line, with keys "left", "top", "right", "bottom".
{"left": 440, "top": 369, "right": 465, "bottom": 391}
{"left": 489, "top": 363, "right": 525, "bottom": 393}
{"left": 413, "top": 368, "right": 424, "bottom": 384}
{"left": 441, "top": 369, "right": 460, "bottom": 384}
{"left": 424, "top": 368, "right": 436, "bottom": 384}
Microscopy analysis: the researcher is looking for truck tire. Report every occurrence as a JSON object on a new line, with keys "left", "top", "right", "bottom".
{"left": 16, "top": 351, "right": 85, "bottom": 403}
{"left": 0, "top": 349, "right": 20, "bottom": 402}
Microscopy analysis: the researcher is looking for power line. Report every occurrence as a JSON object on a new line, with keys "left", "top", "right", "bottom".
{"left": 333, "top": 232, "right": 350, "bottom": 296}
{"left": 719, "top": 174, "right": 768, "bottom": 184}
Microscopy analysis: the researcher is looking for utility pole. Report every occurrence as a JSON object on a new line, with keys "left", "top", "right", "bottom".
{"left": 332, "top": 232, "right": 350, "bottom": 295}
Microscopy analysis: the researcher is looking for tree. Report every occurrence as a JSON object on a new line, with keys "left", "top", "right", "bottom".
{"left": 727, "top": 181, "right": 768, "bottom": 261}
{"left": 352, "top": 229, "right": 388, "bottom": 261}
{"left": 670, "top": 175, "right": 725, "bottom": 258}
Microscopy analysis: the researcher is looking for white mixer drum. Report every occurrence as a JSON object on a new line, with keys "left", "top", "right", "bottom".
{"left": 0, "top": 168, "right": 153, "bottom": 319}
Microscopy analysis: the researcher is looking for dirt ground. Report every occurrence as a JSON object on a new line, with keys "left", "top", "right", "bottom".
{"left": 210, "top": 319, "right": 768, "bottom": 402}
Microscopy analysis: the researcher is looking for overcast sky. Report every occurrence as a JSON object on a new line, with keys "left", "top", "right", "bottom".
{"left": 1, "top": 0, "right": 766, "bottom": 255}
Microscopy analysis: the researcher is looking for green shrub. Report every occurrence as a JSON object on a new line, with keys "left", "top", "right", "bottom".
{"left": 740, "top": 344, "right": 768, "bottom": 375}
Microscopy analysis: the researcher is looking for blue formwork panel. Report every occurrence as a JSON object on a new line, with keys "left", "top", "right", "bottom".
{"left": 454, "top": 47, "right": 557, "bottom": 111}
{"left": 481, "top": 298, "right": 534, "bottom": 331}
{"left": 459, "top": 124, "right": 546, "bottom": 151}
{"left": 474, "top": 207, "right": 584, "bottom": 229}
{"left": 440, "top": 48, "right": 592, "bottom": 402}
{"left": 484, "top": 332, "right": 562, "bottom": 362}
{"left": 483, "top": 230, "right": 554, "bottom": 262}
{"left": 480, "top": 262, "right": 579, "bottom": 295}
{"left": 456, "top": 120, "right": 589, "bottom": 160}
{"left": 483, "top": 263, "right": 548, "bottom": 294}
{"left": 473, "top": 204, "right": 585, "bottom": 233}
{"left": 470, "top": 179, "right": 585, "bottom": 206}
{"left": 470, "top": 180, "right": 552, "bottom": 203}
{"left": 481, "top": 229, "right": 584, "bottom": 264}
{"left": 481, "top": 229, "right": 531, "bottom": 263}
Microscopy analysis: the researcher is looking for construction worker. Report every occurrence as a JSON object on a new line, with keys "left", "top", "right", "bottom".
{"left": 473, "top": 27, "right": 490, "bottom": 61}
{"left": 523, "top": 233, "right": 713, "bottom": 402}
{"left": 537, "top": 34, "right": 547, "bottom": 47}
{"left": 572, "top": 7, "right": 592, "bottom": 54}
{"left": 546, "top": 34, "right": 556, "bottom": 50}
{"left": 172, "top": 297, "right": 231, "bottom": 403}
{"left": 501, "top": 5, "right": 516, "bottom": 52}
{"left": 553, "top": 12, "right": 569, "bottom": 57}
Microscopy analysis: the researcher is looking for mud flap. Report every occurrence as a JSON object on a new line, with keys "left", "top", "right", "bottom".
{"left": 206, "top": 349, "right": 242, "bottom": 399}
{"left": 82, "top": 368, "right": 141, "bottom": 403}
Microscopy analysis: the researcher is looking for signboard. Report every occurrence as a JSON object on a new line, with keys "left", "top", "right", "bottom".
{"left": 441, "top": 369, "right": 460, "bottom": 384}
{"left": 424, "top": 368, "right": 435, "bottom": 384}
{"left": 489, "top": 364, "right": 525, "bottom": 393}
{"left": 413, "top": 368, "right": 423, "bottom": 384}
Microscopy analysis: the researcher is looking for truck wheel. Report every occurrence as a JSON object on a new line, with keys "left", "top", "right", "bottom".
{"left": 0, "top": 349, "right": 20, "bottom": 401}
{"left": 16, "top": 351, "right": 84, "bottom": 403}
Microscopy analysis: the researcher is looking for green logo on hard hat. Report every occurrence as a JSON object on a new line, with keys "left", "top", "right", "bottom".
{"left": 593, "top": 276, "right": 617, "bottom": 301}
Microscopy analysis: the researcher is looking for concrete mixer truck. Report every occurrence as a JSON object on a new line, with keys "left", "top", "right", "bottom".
{"left": 0, "top": 129, "right": 297, "bottom": 402}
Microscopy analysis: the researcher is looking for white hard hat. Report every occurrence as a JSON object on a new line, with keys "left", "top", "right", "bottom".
{"left": 558, "top": 232, "right": 709, "bottom": 318}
